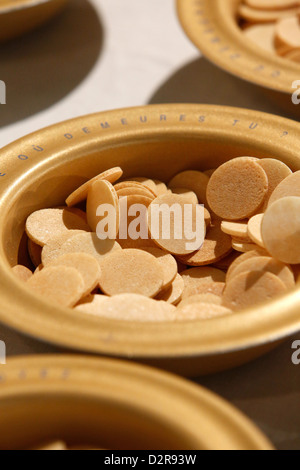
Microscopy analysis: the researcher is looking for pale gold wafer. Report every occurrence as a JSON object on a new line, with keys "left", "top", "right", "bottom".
{"left": 26, "top": 208, "right": 90, "bottom": 247}
{"left": 75, "top": 294, "right": 110, "bottom": 316}
{"left": 141, "top": 247, "right": 177, "bottom": 288}
{"left": 183, "top": 281, "right": 225, "bottom": 298}
{"left": 245, "top": 0, "right": 299, "bottom": 9}
{"left": 239, "top": 4, "right": 300, "bottom": 23}
{"left": 206, "top": 157, "right": 268, "bottom": 220}
{"left": 243, "top": 23, "right": 277, "bottom": 53}
{"left": 156, "top": 274, "right": 184, "bottom": 305}
{"left": 116, "top": 187, "right": 155, "bottom": 199}
{"left": 276, "top": 16, "right": 300, "bottom": 49}
{"left": 27, "top": 266, "right": 85, "bottom": 308}
{"left": 148, "top": 193, "right": 205, "bottom": 256}
{"left": 223, "top": 271, "right": 287, "bottom": 311}
{"left": 78, "top": 293, "right": 177, "bottom": 322}
{"left": 228, "top": 256, "right": 295, "bottom": 289}
{"left": 181, "top": 267, "right": 226, "bottom": 299}
{"left": 268, "top": 171, "right": 300, "bottom": 206}
{"left": 98, "top": 249, "right": 164, "bottom": 298}
{"left": 28, "top": 239, "right": 42, "bottom": 267}
{"left": 66, "top": 167, "right": 123, "bottom": 207}
{"left": 48, "top": 253, "right": 101, "bottom": 297}
{"left": 175, "top": 303, "right": 232, "bottom": 321}
{"left": 257, "top": 159, "right": 292, "bottom": 209}
{"left": 221, "top": 220, "right": 249, "bottom": 239}
{"left": 179, "top": 293, "right": 222, "bottom": 308}
{"left": 153, "top": 180, "right": 168, "bottom": 196}
{"left": 41, "top": 230, "right": 85, "bottom": 265}
{"left": 86, "top": 179, "right": 119, "bottom": 236}
{"left": 12, "top": 265, "right": 33, "bottom": 282}
{"left": 127, "top": 178, "right": 158, "bottom": 195}
{"left": 213, "top": 251, "right": 241, "bottom": 271}
{"left": 117, "top": 194, "right": 153, "bottom": 248}
{"left": 226, "top": 247, "right": 270, "bottom": 281}
{"left": 168, "top": 170, "right": 209, "bottom": 205}
{"left": 232, "top": 241, "right": 258, "bottom": 253}
{"left": 262, "top": 196, "right": 300, "bottom": 264}
{"left": 115, "top": 181, "right": 155, "bottom": 199}
{"left": 59, "top": 232, "right": 122, "bottom": 266}
{"left": 248, "top": 214, "right": 265, "bottom": 248}
{"left": 171, "top": 188, "right": 198, "bottom": 205}
{"left": 34, "top": 264, "right": 43, "bottom": 273}
{"left": 177, "top": 219, "right": 232, "bottom": 266}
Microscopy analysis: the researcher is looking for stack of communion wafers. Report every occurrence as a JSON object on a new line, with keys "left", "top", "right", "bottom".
{"left": 239, "top": 0, "right": 300, "bottom": 62}
{"left": 13, "top": 156, "right": 300, "bottom": 322}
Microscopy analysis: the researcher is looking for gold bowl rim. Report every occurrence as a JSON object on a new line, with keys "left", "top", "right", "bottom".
{"left": 0, "top": 354, "right": 274, "bottom": 450}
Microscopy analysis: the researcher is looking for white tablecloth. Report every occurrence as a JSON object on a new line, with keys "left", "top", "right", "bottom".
{"left": 0, "top": 0, "right": 299, "bottom": 450}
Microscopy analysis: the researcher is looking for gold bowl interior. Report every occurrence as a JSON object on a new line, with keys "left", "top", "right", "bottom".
{"left": 0, "top": 105, "right": 300, "bottom": 376}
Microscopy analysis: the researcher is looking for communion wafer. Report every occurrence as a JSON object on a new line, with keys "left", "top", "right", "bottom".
{"left": 226, "top": 247, "right": 270, "bottom": 281}
{"left": 228, "top": 256, "right": 295, "bottom": 289}
{"left": 59, "top": 232, "right": 122, "bottom": 266}
{"left": 86, "top": 180, "right": 119, "bottom": 235}
{"left": 171, "top": 188, "right": 198, "bottom": 205}
{"left": 257, "top": 159, "right": 292, "bottom": 209}
{"left": 168, "top": 170, "right": 209, "bottom": 205}
{"left": 239, "top": 4, "right": 300, "bottom": 22}
{"left": 221, "top": 220, "right": 249, "bottom": 239}
{"left": 268, "top": 171, "right": 300, "bottom": 206}
{"left": 28, "top": 239, "right": 42, "bottom": 267}
{"left": 181, "top": 267, "right": 226, "bottom": 299}
{"left": 78, "top": 293, "right": 177, "bottom": 322}
{"left": 65, "top": 167, "right": 123, "bottom": 207}
{"left": 247, "top": 214, "right": 265, "bottom": 248}
{"left": 183, "top": 281, "right": 225, "bottom": 299}
{"left": 175, "top": 303, "right": 232, "bottom": 321}
{"left": 213, "top": 251, "right": 241, "bottom": 271}
{"left": 177, "top": 219, "right": 232, "bottom": 266}
{"left": 276, "top": 16, "right": 300, "bottom": 49}
{"left": 155, "top": 274, "right": 184, "bottom": 305}
{"left": 12, "top": 265, "right": 33, "bottom": 282}
{"left": 114, "top": 181, "right": 155, "bottom": 198}
{"left": 153, "top": 180, "right": 168, "bottom": 196}
{"left": 41, "top": 230, "right": 85, "bottom": 265}
{"left": 232, "top": 241, "right": 258, "bottom": 253}
{"left": 127, "top": 178, "right": 158, "bottom": 195}
{"left": 223, "top": 271, "right": 287, "bottom": 310}
{"left": 48, "top": 253, "right": 101, "bottom": 297}
{"left": 245, "top": 0, "right": 300, "bottom": 9}
{"left": 26, "top": 208, "right": 90, "bottom": 247}
{"left": 118, "top": 194, "right": 153, "bottom": 248}
{"left": 261, "top": 196, "right": 300, "bottom": 264}
{"left": 116, "top": 187, "right": 155, "bottom": 199}
{"left": 243, "top": 24, "right": 277, "bottom": 53}
{"left": 98, "top": 249, "right": 164, "bottom": 298}
{"left": 75, "top": 294, "right": 110, "bottom": 316}
{"left": 179, "top": 293, "right": 223, "bottom": 308}
{"left": 284, "top": 48, "right": 300, "bottom": 61}
{"left": 27, "top": 266, "right": 85, "bottom": 308}
{"left": 148, "top": 193, "right": 205, "bottom": 256}
{"left": 141, "top": 247, "right": 177, "bottom": 288}
{"left": 206, "top": 157, "right": 268, "bottom": 220}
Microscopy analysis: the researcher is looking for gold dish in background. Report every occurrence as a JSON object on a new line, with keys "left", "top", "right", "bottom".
{"left": 0, "top": 0, "right": 68, "bottom": 43}
{"left": 0, "top": 104, "right": 300, "bottom": 377}
{"left": 177, "top": 0, "right": 300, "bottom": 113}
{"left": 0, "top": 355, "right": 273, "bottom": 450}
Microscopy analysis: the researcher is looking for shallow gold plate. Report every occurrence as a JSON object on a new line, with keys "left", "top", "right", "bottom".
{"left": 177, "top": 0, "right": 300, "bottom": 104}
{"left": 0, "top": 0, "right": 68, "bottom": 42}
{"left": 0, "top": 355, "right": 273, "bottom": 450}
{"left": 0, "top": 104, "right": 300, "bottom": 377}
